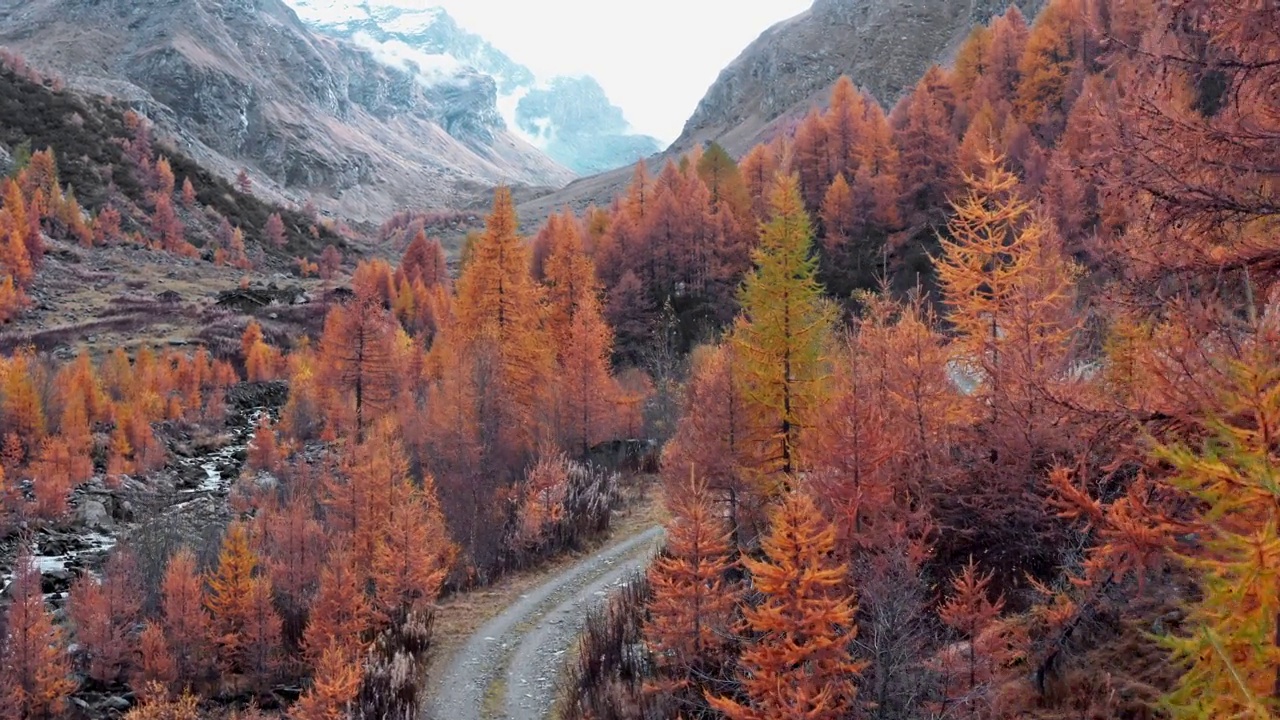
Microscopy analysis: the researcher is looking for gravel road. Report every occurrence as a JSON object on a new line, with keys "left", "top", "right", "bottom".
{"left": 427, "top": 526, "right": 664, "bottom": 720}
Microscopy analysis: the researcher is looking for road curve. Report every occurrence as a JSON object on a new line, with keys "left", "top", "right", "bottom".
{"left": 427, "top": 526, "right": 664, "bottom": 720}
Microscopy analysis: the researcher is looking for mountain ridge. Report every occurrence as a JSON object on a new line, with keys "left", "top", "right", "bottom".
{"left": 283, "top": 0, "right": 663, "bottom": 175}
{"left": 0, "top": 0, "right": 574, "bottom": 222}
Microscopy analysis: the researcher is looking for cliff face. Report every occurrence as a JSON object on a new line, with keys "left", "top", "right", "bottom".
{"left": 283, "top": 0, "right": 661, "bottom": 176}
{"left": 674, "top": 0, "right": 1045, "bottom": 155}
{"left": 0, "top": 0, "right": 573, "bottom": 220}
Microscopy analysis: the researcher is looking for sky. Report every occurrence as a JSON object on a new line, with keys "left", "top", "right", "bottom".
{"left": 430, "top": 0, "right": 813, "bottom": 144}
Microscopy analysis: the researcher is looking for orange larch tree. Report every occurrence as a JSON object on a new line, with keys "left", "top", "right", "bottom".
{"left": 204, "top": 521, "right": 261, "bottom": 675}
{"left": 370, "top": 479, "right": 452, "bottom": 623}
{"left": 556, "top": 286, "right": 617, "bottom": 457}
{"left": 0, "top": 549, "right": 75, "bottom": 719}
{"left": 289, "top": 645, "right": 361, "bottom": 720}
{"left": 265, "top": 212, "right": 287, "bottom": 248}
{"left": 160, "top": 547, "right": 213, "bottom": 687}
{"left": 302, "top": 549, "right": 372, "bottom": 669}
{"left": 451, "top": 187, "right": 553, "bottom": 469}
{"left": 318, "top": 290, "right": 397, "bottom": 439}
{"left": 644, "top": 475, "right": 740, "bottom": 715}
{"left": 934, "top": 559, "right": 1023, "bottom": 719}
{"left": 69, "top": 548, "right": 143, "bottom": 685}
{"left": 707, "top": 491, "right": 864, "bottom": 720}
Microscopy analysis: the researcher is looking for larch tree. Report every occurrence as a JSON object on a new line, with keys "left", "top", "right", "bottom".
{"left": 327, "top": 419, "right": 400, "bottom": 573}
{"left": 557, "top": 284, "right": 616, "bottom": 457}
{"left": 0, "top": 549, "right": 75, "bottom": 720}
{"left": 1157, "top": 349, "right": 1280, "bottom": 718}
{"left": 303, "top": 550, "right": 372, "bottom": 668}
{"left": 731, "top": 174, "right": 836, "bottom": 487}
{"left": 824, "top": 77, "right": 868, "bottom": 185}
{"left": 318, "top": 244, "right": 342, "bottom": 281}
{"left": 370, "top": 479, "right": 452, "bottom": 623}
{"left": 541, "top": 209, "right": 598, "bottom": 356}
{"left": 936, "top": 560, "right": 1019, "bottom": 719}
{"left": 662, "top": 344, "right": 755, "bottom": 548}
{"left": 318, "top": 289, "right": 397, "bottom": 439}
{"left": 398, "top": 230, "right": 448, "bottom": 290}
{"left": 894, "top": 66, "right": 961, "bottom": 226}
{"left": 135, "top": 622, "right": 178, "bottom": 696}
{"left": 204, "top": 521, "right": 261, "bottom": 674}
{"left": 265, "top": 212, "right": 287, "bottom": 248}
{"left": 240, "top": 576, "right": 283, "bottom": 695}
{"left": 290, "top": 645, "right": 360, "bottom": 720}
{"left": 936, "top": 151, "right": 1079, "bottom": 440}
{"left": 644, "top": 475, "right": 740, "bottom": 713}
{"left": 697, "top": 142, "right": 753, "bottom": 221}
{"left": 707, "top": 491, "right": 863, "bottom": 720}
{"left": 69, "top": 548, "right": 143, "bottom": 685}
{"left": 738, "top": 140, "right": 782, "bottom": 222}
{"left": 161, "top": 547, "right": 213, "bottom": 687}
{"left": 452, "top": 187, "right": 553, "bottom": 464}
{"left": 793, "top": 108, "right": 831, "bottom": 211}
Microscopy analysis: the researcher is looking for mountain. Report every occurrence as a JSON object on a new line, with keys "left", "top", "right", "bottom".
{"left": 517, "top": 0, "right": 1044, "bottom": 225}
{"left": 515, "top": 76, "right": 664, "bottom": 177}
{"left": 283, "top": 0, "right": 662, "bottom": 175}
{"left": 673, "top": 0, "right": 1047, "bottom": 155}
{"left": 0, "top": 0, "right": 573, "bottom": 222}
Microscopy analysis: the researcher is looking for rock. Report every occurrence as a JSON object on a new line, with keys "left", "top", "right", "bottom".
{"left": 0, "top": 144, "right": 12, "bottom": 176}
{"left": 77, "top": 498, "right": 114, "bottom": 531}
{"left": 103, "top": 695, "right": 132, "bottom": 712}
{"left": 41, "top": 569, "right": 72, "bottom": 595}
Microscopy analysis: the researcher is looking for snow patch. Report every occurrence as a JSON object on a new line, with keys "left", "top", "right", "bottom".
{"left": 351, "top": 31, "right": 463, "bottom": 85}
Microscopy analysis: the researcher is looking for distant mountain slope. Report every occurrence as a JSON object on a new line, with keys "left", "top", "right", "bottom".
{"left": 0, "top": 0, "right": 573, "bottom": 222}
{"left": 674, "top": 0, "right": 1046, "bottom": 155}
{"left": 284, "top": 0, "right": 662, "bottom": 175}
{"left": 517, "top": 0, "right": 1043, "bottom": 224}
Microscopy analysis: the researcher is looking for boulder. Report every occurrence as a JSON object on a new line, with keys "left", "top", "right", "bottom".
{"left": 77, "top": 498, "right": 114, "bottom": 531}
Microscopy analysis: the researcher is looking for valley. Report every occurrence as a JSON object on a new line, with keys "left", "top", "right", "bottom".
{"left": 0, "top": 0, "right": 1276, "bottom": 719}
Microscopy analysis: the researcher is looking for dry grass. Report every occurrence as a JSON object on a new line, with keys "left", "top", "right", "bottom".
{"left": 425, "top": 476, "right": 666, "bottom": 691}
{"left": 0, "top": 237, "right": 336, "bottom": 356}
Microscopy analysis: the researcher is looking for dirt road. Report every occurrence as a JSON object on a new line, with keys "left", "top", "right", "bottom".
{"left": 426, "top": 526, "right": 663, "bottom": 720}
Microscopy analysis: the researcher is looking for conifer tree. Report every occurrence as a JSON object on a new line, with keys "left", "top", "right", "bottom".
{"left": 936, "top": 559, "right": 1018, "bottom": 719}
{"left": 0, "top": 549, "right": 75, "bottom": 719}
{"left": 738, "top": 141, "right": 781, "bottom": 221}
{"left": 371, "top": 480, "right": 452, "bottom": 623}
{"left": 557, "top": 287, "right": 616, "bottom": 457}
{"left": 290, "top": 645, "right": 360, "bottom": 720}
{"left": 707, "top": 492, "right": 863, "bottom": 720}
{"left": 318, "top": 290, "right": 396, "bottom": 439}
{"left": 731, "top": 175, "right": 835, "bottom": 484}
{"left": 69, "top": 548, "right": 143, "bottom": 685}
{"left": 1157, "top": 351, "right": 1280, "bottom": 718}
{"left": 303, "top": 550, "right": 372, "bottom": 668}
{"left": 160, "top": 547, "right": 213, "bottom": 689}
{"left": 697, "top": 142, "right": 752, "bottom": 220}
{"left": 205, "top": 522, "right": 260, "bottom": 673}
{"left": 265, "top": 212, "right": 287, "bottom": 249}
{"left": 645, "top": 475, "right": 739, "bottom": 712}
{"left": 452, "top": 187, "right": 552, "bottom": 460}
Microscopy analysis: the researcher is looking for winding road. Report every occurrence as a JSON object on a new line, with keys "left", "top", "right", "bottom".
{"left": 427, "top": 526, "right": 664, "bottom": 720}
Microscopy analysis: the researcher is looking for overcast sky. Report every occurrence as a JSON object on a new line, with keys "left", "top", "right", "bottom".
{"left": 431, "top": 0, "right": 813, "bottom": 143}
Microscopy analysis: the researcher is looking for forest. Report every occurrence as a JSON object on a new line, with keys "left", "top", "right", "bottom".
{"left": 0, "top": 0, "right": 1278, "bottom": 718}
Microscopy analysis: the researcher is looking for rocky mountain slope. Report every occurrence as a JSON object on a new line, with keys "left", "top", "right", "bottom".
{"left": 517, "top": 0, "right": 1043, "bottom": 225}
{"left": 0, "top": 0, "right": 573, "bottom": 222}
{"left": 673, "top": 0, "right": 1046, "bottom": 155}
{"left": 283, "top": 0, "right": 662, "bottom": 175}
